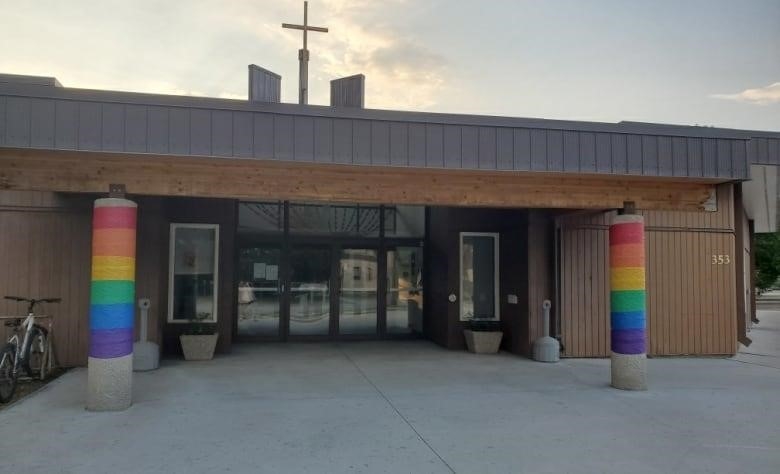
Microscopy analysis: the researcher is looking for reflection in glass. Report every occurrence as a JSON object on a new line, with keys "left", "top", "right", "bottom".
{"left": 169, "top": 225, "right": 218, "bottom": 322}
{"left": 237, "top": 246, "right": 280, "bottom": 337}
{"left": 339, "top": 249, "right": 378, "bottom": 335}
{"left": 288, "top": 203, "right": 380, "bottom": 236}
{"left": 289, "top": 248, "right": 331, "bottom": 336}
{"left": 384, "top": 205, "right": 425, "bottom": 237}
{"left": 460, "top": 234, "right": 497, "bottom": 320}
{"left": 387, "top": 247, "right": 423, "bottom": 334}
{"left": 238, "top": 202, "right": 282, "bottom": 233}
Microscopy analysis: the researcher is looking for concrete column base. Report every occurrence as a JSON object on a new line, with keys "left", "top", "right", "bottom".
{"left": 86, "top": 354, "right": 133, "bottom": 411}
{"left": 611, "top": 352, "right": 647, "bottom": 390}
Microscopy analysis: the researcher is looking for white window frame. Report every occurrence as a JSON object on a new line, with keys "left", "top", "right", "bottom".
{"left": 167, "top": 223, "right": 220, "bottom": 324}
{"left": 459, "top": 232, "right": 500, "bottom": 322}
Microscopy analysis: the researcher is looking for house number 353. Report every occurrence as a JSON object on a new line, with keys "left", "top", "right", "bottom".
{"left": 711, "top": 254, "right": 730, "bottom": 264}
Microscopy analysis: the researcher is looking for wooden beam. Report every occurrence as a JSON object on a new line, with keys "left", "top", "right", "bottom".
{"left": 0, "top": 148, "right": 718, "bottom": 211}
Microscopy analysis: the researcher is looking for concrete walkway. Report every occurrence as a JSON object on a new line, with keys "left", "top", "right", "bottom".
{"left": 1, "top": 341, "right": 779, "bottom": 474}
{"left": 737, "top": 307, "right": 780, "bottom": 368}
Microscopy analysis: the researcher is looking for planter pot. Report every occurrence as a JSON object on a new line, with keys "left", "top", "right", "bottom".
{"left": 464, "top": 329, "right": 503, "bottom": 354}
{"left": 180, "top": 333, "right": 219, "bottom": 361}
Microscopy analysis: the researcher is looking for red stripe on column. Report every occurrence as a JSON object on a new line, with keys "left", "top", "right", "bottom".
{"left": 609, "top": 222, "right": 644, "bottom": 245}
{"left": 93, "top": 207, "right": 137, "bottom": 229}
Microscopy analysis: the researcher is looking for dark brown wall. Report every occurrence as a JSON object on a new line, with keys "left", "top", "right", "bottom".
{"left": 424, "top": 207, "right": 450, "bottom": 347}
{"left": 526, "top": 211, "right": 556, "bottom": 355}
{"left": 500, "top": 224, "right": 529, "bottom": 355}
{"left": 425, "top": 206, "right": 528, "bottom": 353}
{"left": 734, "top": 184, "right": 750, "bottom": 346}
{"left": 135, "top": 197, "right": 166, "bottom": 348}
{"left": 159, "top": 197, "right": 237, "bottom": 355}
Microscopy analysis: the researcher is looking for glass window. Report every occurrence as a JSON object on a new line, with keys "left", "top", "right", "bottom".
{"left": 237, "top": 246, "right": 280, "bottom": 337}
{"left": 357, "top": 206, "right": 381, "bottom": 236}
{"left": 289, "top": 247, "right": 331, "bottom": 336}
{"left": 289, "top": 203, "right": 332, "bottom": 234}
{"left": 168, "top": 224, "right": 219, "bottom": 323}
{"left": 339, "top": 249, "right": 378, "bottom": 335}
{"left": 387, "top": 246, "right": 423, "bottom": 334}
{"left": 238, "top": 202, "right": 282, "bottom": 233}
{"left": 289, "top": 202, "right": 380, "bottom": 236}
{"left": 384, "top": 205, "right": 425, "bottom": 237}
{"left": 460, "top": 233, "right": 499, "bottom": 321}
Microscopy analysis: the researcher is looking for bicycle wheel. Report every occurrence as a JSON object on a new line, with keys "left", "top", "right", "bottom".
{"left": 23, "top": 327, "right": 47, "bottom": 379}
{"left": 0, "top": 343, "right": 17, "bottom": 403}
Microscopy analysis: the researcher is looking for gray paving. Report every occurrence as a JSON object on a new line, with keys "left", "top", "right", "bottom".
{"left": 1, "top": 339, "right": 779, "bottom": 474}
{"left": 737, "top": 308, "right": 780, "bottom": 368}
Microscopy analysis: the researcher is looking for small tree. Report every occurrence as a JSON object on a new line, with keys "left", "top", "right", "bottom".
{"left": 754, "top": 232, "right": 780, "bottom": 293}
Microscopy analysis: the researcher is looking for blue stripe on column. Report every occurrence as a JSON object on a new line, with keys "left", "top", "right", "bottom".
{"left": 610, "top": 310, "right": 646, "bottom": 330}
{"left": 89, "top": 303, "right": 134, "bottom": 330}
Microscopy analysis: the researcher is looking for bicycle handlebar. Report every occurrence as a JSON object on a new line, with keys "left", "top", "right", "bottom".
{"left": 4, "top": 296, "right": 61, "bottom": 303}
{"left": 3, "top": 296, "right": 61, "bottom": 314}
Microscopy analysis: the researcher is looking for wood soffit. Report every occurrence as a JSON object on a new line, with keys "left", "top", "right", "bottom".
{"left": 0, "top": 148, "right": 718, "bottom": 211}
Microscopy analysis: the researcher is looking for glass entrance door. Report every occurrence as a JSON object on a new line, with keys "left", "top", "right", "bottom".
{"left": 237, "top": 242, "right": 417, "bottom": 340}
{"left": 338, "top": 248, "right": 378, "bottom": 335}
{"left": 288, "top": 247, "right": 332, "bottom": 336}
{"left": 386, "top": 246, "right": 424, "bottom": 334}
{"left": 237, "top": 245, "right": 281, "bottom": 338}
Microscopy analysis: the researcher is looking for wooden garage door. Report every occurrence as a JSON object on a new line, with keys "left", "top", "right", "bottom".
{"left": 559, "top": 211, "right": 738, "bottom": 357}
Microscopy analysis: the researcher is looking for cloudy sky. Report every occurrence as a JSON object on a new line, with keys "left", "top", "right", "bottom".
{"left": 1, "top": 0, "right": 778, "bottom": 131}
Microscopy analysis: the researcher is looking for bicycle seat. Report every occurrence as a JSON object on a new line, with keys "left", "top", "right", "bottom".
{"left": 39, "top": 298, "right": 61, "bottom": 303}
{"left": 3, "top": 319, "right": 21, "bottom": 328}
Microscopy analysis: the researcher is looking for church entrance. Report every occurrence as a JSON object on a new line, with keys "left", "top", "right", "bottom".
{"left": 235, "top": 201, "right": 424, "bottom": 341}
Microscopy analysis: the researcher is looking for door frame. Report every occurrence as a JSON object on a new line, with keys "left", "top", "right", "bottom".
{"left": 234, "top": 234, "right": 285, "bottom": 342}
{"left": 233, "top": 202, "right": 426, "bottom": 342}
{"left": 458, "top": 232, "right": 501, "bottom": 321}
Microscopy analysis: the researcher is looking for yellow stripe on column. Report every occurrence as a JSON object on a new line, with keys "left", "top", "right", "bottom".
{"left": 91, "top": 256, "right": 136, "bottom": 281}
{"left": 610, "top": 267, "right": 646, "bottom": 291}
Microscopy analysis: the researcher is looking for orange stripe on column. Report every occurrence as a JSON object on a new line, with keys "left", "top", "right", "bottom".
{"left": 610, "top": 243, "right": 645, "bottom": 268}
{"left": 92, "top": 228, "right": 137, "bottom": 257}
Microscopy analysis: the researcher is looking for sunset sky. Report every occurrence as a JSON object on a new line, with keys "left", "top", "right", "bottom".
{"left": 1, "top": 0, "right": 778, "bottom": 131}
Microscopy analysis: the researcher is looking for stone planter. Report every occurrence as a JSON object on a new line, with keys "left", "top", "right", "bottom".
{"left": 464, "top": 329, "right": 503, "bottom": 354}
{"left": 180, "top": 333, "right": 219, "bottom": 361}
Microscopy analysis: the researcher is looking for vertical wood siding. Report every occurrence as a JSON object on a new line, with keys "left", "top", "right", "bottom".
{"left": 559, "top": 184, "right": 738, "bottom": 356}
{"left": 0, "top": 191, "right": 234, "bottom": 367}
{"left": 0, "top": 191, "right": 92, "bottom": 367}
{"left": 527, "top": 211, "right": 554, "bottom": 349}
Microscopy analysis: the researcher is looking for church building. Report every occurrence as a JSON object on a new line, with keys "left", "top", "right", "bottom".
{"left": 0, "top": 52, "right": 778, "bottom": 368}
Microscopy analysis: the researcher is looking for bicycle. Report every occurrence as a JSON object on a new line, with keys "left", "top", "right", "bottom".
{"left": 0, "top": 296, "right": 59, "bottom": 403}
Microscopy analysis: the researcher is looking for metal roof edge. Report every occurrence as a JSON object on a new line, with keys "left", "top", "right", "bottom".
{"left": 1, "top": 81, "right": 777, "bottom": 140}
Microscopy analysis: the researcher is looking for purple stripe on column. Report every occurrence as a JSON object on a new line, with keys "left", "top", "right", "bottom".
{"left": 611, "top": 328, "right": 646, "bottom": 355}
{"left": 89, "top": 328, "right": 134, "bottom": 358}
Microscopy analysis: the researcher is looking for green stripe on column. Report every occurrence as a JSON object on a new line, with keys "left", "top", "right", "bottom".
{"left": 611, "top": 290, "right": 646, "bottom": 313}
{"left": 90, "top": 280, "right": 136, "bottom": 305}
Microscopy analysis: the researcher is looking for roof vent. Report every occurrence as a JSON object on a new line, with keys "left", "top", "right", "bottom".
{"left": 248, "top": 65, "right": 281, "bottom": 103}
{"left": 0, "top": 73, "right": 61, "bottom": 87}
{"left": 330, "top": 74, "right": 365, "bottom": 108}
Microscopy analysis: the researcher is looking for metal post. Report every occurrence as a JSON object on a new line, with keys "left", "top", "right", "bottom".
{"left": 282, "top": 1, "right": 328, "bottom": 105}
{"left": 299, "top": 49, "right": 309, "bottom": 105}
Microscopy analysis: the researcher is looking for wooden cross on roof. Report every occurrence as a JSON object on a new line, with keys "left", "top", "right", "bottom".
{"left": 282, "top": 1, "right": 329, "bottom": 105}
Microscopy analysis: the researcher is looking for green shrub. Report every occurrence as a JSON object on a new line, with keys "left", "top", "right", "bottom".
{"left": 755, "top": 232, "right": 780, "bottom": 293}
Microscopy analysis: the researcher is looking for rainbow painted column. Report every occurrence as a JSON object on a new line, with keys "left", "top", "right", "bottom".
{"left": 609, "top": 213, "right": 647, "bottom": 390}
{"left": 86, "top": 198, "right": 137, "bottom": 411}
